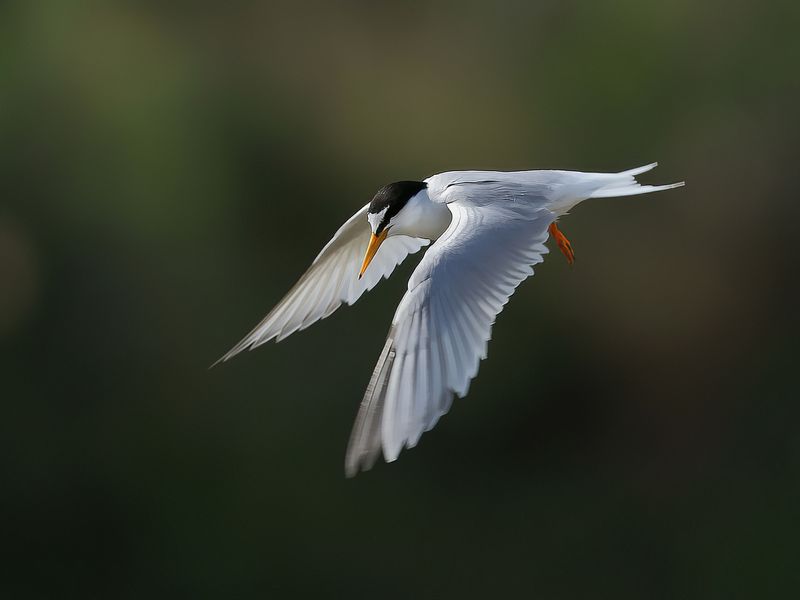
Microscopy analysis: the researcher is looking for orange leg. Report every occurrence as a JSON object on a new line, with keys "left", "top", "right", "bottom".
{"left": 548, "top": 222, "right": 575, "bottom": 266}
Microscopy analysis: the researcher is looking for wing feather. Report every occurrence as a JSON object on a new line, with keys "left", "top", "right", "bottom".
{"left": 217, "top": 203, "right": 429, "bottom": 363}
{"left": 345, "top": 192, "right": 555, "bottom": 475}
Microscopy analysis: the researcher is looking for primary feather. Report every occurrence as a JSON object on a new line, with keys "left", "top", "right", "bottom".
{"left": 215, "top": 203, "right": 429, "bottom": 364}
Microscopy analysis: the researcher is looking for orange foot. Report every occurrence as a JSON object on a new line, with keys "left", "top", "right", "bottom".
{"left": 548, "top": 222, "right": 575, "bottom": 266}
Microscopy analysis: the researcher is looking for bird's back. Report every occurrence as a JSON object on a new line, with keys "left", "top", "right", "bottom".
{"left": 425, "top": 165, "right": 678, "bottom": 215}
{"left": 425, "top": 169, "right": 617, "bottom": 213}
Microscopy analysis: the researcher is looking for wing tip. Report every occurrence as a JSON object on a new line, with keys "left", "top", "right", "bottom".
{"left": 209, "top": 344, "right": 245, "bottom": 369}
{"left": 344, "top": 451, "right": 380, "bottom": 478}
{"left": 210, "top": 333, "right": 278, "bottom": 369}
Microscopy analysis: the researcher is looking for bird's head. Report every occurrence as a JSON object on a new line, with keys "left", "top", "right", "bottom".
{"left": 359, "top": 180, "right": 427, "bottom": 278}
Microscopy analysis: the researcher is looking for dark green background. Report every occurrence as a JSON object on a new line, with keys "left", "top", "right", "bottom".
{"left": 3, "top": 1, "right": 799, "bottom": 598}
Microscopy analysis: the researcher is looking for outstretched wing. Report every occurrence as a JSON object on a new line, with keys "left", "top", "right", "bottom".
{"left": 217, "top": 203, "right": 429, "bottom": 364}
{"left": 345, "top": 194, "right": 555, "bottom": 476}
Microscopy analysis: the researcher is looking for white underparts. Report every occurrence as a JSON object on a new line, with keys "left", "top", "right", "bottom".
{"left": 386, "top": 190, "right": 452, "bottom": 241}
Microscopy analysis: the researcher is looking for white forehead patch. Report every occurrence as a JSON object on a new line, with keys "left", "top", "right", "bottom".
{"left": 367, "top": 207, "right": 388, "bottom": 233}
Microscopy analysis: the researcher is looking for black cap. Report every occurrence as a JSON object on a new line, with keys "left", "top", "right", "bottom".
{"left": 368, "top": 181, "right": 427, "bottom": 233}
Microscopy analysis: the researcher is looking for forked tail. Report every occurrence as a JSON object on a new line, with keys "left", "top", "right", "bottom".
{"left": 589, "top": 162, "right": 684, "bottom": 198}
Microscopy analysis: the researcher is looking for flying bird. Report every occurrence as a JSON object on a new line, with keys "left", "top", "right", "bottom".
{"left": 217, "top": 163, "right": 683, "bottom": 476}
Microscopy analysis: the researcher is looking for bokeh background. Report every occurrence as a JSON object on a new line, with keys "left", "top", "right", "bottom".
{"left": 3, "top": 0, "right": 799, "bottom": 597}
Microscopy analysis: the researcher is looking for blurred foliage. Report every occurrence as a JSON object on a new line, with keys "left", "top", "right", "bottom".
{"left": 2, "top": 0, "right": 800, "bottom": 598}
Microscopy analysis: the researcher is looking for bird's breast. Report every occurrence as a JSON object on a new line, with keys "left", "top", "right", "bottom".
{"left": 415, "top": 201, "right": 452, "bottom": 241}
{"left": 391, "top": 191, "right": 452, "bottom": 241}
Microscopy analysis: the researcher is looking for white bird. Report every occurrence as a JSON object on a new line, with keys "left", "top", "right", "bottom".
{"left": 217, "top": 163, "right": 683, "bottom": 476}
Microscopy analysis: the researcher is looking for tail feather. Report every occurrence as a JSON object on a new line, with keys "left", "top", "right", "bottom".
{"left": 591, "top": 181, "right": 684, "bottom": 198}
{"left": 618, "top": 162, "right": 659, "bottom": 177}
{"left": 589, "top": 163, "right": 684, "bottom": 199}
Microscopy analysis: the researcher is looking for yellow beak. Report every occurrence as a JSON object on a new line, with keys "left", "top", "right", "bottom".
{"left": 359, "top": 230, "right": 388, "bottom": 279}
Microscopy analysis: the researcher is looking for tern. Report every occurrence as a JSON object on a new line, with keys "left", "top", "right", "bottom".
{"left": 217, "top": 163, "right": 683, "bottom": 476}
